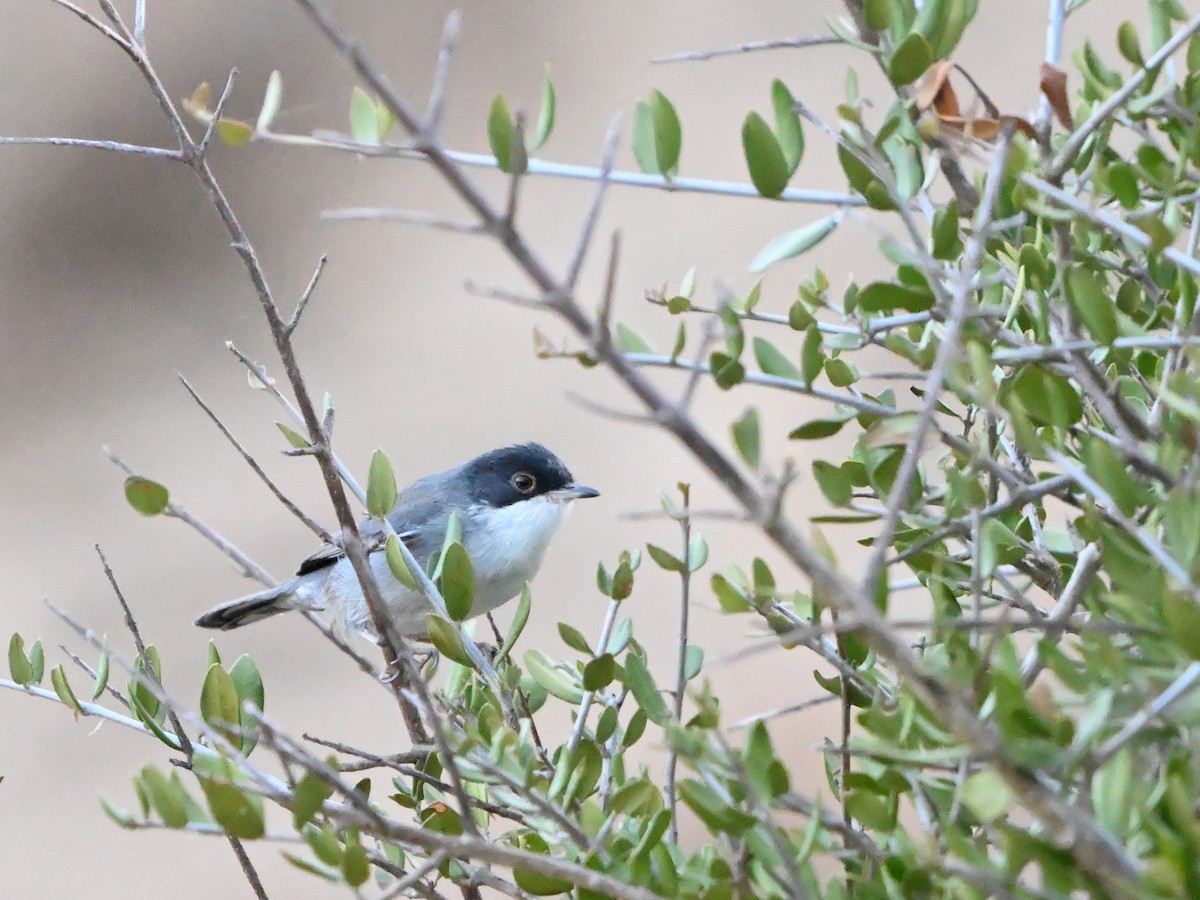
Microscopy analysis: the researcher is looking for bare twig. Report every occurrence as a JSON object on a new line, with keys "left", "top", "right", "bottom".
{"left": 652, "top": 34, "right": 843, "bottom": 64}
{"left": 1094, "top": 663, "right": 1200, "bottom": 766}
{"left": 565, "top": 116, "right": 620, "bottom": 290}
{"left": 197, "top": 68, "right": 238, "bottom": 158}
{"left": 665, "top": 487, "right": 693, "bottom": 844}
{"left": 178, "top": 375, "right": 331, "bottom": 542}
{"left": 0, "top": 136, "right": 179, "bottom": 159}
{"left": 424, "top": 11, "right": 461, "bottom": 136}
{"left": 1021, "top": 544, "right": 1100, "bottom": 686}
{"left": 285, "top": 254, "right": 329, "bottom": 336}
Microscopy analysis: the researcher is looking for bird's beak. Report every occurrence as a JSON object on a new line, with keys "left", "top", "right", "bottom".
{"left": 550, "top": 483, "right": 600, "bottom": 501}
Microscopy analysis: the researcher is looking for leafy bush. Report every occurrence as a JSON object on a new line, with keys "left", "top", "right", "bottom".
{"left": 6, "top": 1, "right": 1200, "bottom": 898}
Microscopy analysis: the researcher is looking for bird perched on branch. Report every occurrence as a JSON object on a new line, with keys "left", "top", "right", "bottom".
{"left": 196, "top": 443, "right": 598, "bottom": 639}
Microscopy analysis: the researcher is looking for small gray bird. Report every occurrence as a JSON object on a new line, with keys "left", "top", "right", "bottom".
{"left": 196, "top": 444, "right": 598, "bottom": 639}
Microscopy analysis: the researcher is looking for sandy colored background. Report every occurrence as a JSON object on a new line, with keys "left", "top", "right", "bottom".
{"left": 1, "top": 1, "right": 1121, "bottom": 896}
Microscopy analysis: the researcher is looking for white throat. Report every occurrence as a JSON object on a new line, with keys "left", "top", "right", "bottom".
{"left": 464, "top": 495, "right": 572, "bottom": 603}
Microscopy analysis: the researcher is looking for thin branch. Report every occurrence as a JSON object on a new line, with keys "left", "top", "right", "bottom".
{"left": 103, "top": 446, "right": 276, "bottom": 585}
{"left": 859, "top": 129, "right": 1015, "bottom": 602}
{"left": 259, "top": 129, "right": 867, "bottom": 207}
{"left": 1034, "top": 0, "right": 1069, "bottom": 135}
{"left": 565, "top": 115, "right": 620, "bottom": 290}
{"left": 178, "top": 375, "right": 332, "bottom": 542}
{"left": 133, "top": 0, "right": 145, "bottom": 46}
{"left": 1021, "top": 174, "right": 1200, "bottom": 280}
{"left": 1094, "top": 663, "right": 1200, "bottom": 766}
{"left": 285, "top": 254, "right": 329, "bottom": 336}
{"left": 0, "top": 136, "right": 180, "bottom": 159}
{"left": 47, "top": 0, "right": 133, "bottom": 53}
{"left": 225, "top": 344, "right": 367, "bottom": 503}
{"left": 1021, "top": 543, "right": 1100, "bottom": 687}
{"left": 95, "top": 546, "right": 196, "bottom": 759}
{"left": 1047, "top": 13, "right": 1200, "bottom": 179}
{"left": 665, "top": 488, "right": 692, "bottom": 844}
{"left": 224, "top": 834, "right": 269, "bottom": 900}
{"left": 424, "top": 11, "right": 461, "bottom": 136}
{"left": 321, "top": 206, "right": 485, "bottom": 233}
{"left": 652, "top": 34, "right": 844, "bottom": 64}
{"left": 565, "top": 598, "right": 620, "bottom": 754}
{"left": 198, "top": 68, "right": 238, "bottom": 158}
{"left": 59, "top": 644, "right": 130, "bottom": 708}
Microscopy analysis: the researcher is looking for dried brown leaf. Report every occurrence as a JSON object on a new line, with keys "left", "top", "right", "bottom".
{"left": 915, "top": 59, "right": 959, "bottom": 116}
{"left": 938, "top": 114, "right": 1036, "bottom": 141}
{"left": 1039, "top": 62, "right": 1073, "bottom": 130}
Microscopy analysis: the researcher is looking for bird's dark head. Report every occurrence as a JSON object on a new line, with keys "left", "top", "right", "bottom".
{"left": 463, "top": 443, "right": 599, "bottom": 509}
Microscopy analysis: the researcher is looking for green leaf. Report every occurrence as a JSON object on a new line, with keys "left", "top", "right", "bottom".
{"left": 533, "top": 65, "right": 556, "bottom": 150}
{"left": 140, "top": 765, "right": 188, "bottom": 828}
{"left": 275, "top": 422, "right": 310, "bottom": 449}
{"left": 732, "top": 408, "right": 761, "bottom": 469}
{"left": 124, "top": 476, "right": 169, "bottom": 516}
{"left": 812, "top": 461, "right": 853, "bottom": 506}
{"left": 624, "top": 653, "right": 670, "bottom": 724}
{"left": 888, "top": 32, "right": 933, "bottom": 85}
{"left": 771, "top": 80, "right": 804, "bottom": 173}
{"left": 349, "top": 86, "right": 379, "bottom": 143}
{"left": 960, "top": 770, "right": 1013, "bottom": 822}
{"left": 200, "top": 663, "right": 239, "bottom": 739}
{"left": 27, "top": 640, "right": 44, "bottom": 685}
{"left": 930, "top": 200, "right": 962, "bottom": 260}
{"left": 557, "top": 622, "right": 593, "bottom": 655}
{"left": 753, "top": 337, "right": 801, "bottom": 380}
{"left": 801, "top": 325, "right": 824, "bottom": 385}
{"left": 523, "top": 648, "right": 583, "bottom": 703}
{"left": 384, "top": 533, "right": 418, "bottom": 591}
{"left": 51, "top": 665, "right": 82, "bottom": 714}
{"left": 742, "top": 112, "right": 790, "bottom": 198}
{"left": 513, "top": 862, "right": 575, "bottom": 897}
{"left": 487, "top": 94, "right": 515, "bottom": 172}
{"left": 615, "top": 323, "right": 653, "bottom": 354}
{"left": 649, "top": 89, "right": 682, "bottom": 175}
{"left": 863, "top": 0, "right": 892, "bottom": 29}
{"left": 8, "top": 634, "right": 31, "bottom": 685}
{"left": 498, "top": 583, "right": 531, "bottom": 661}
{"left": 824, "top": 357, "right": 856, "bottom": 387}
{"left": 688, "top": 534, "right": 708, "bottom": 572}
{"left": 857, "top": 281, "right": 934, "bottom": 313}
{"left": 439, "top": 542, "right": 475, "bottom": 621}
{"left": 256, "top": 70, "right": 282, "bottom": 132}
{"left": 366, "top": 449, "right": 397, "bottom": 518}
{"left": 1065, "top": 266, "right": 1118, "bottom": 344}
{"left": 631, "top": 101, "right": 658, "bottom": 174}
{"left": 91, "top": 649, "right": 110, "bottom": 700}
{"left": 342, "top": 842, "right": 370, "bottom": 887}
{"left": 1004, "top": 366, "right": 1083, "bottom": 426}
{"left": 1107, "top": 163, "right": 1140, "bottom": 209}
{"left": 425, "top": 615, "right": 475, "bottom": 667}
{"left": 583, "top": 653, "right": 616, "bottom": 690}
{"left": 200, "top": 779, "right": 265, "bottom": 839}
{"left": 216, "top": 118, "right": 254, "bottom": 146}
{"left": 789, "top": 417, "right": 850, "bottom": 440}
{"left": 748, "top": 215, "right": 839, "bottom": 273}
{"left": 679, "top": 780, "right": 756, "bottom": 836}
{"left": 229, "top": 655, "right": 265, "bottom": 754}
{"left": 684, "top": 644, "right": 704, "bottom": 681}
{"left": 646, "top": 544, "right": 685, "bottom": 573}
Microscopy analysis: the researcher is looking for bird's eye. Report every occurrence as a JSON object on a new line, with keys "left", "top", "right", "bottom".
{"left": 512, "top": 472, "right": 537, "bottom": 494}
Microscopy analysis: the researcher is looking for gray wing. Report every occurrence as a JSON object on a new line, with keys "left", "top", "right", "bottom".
{"left": 294, "top": 476, "right": 450, "bottom": 577}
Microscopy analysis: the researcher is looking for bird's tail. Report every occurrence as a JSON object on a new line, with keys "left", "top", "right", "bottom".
{"left": 195, "top": 581, "right": 305, "bottom": 630}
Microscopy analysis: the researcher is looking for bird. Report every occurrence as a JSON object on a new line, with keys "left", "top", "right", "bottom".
{"left": 195, "top": 443, "right": 598, "bottom": 639}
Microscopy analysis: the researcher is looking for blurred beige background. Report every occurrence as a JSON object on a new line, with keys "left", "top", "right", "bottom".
{"left": 1, "top": 1, "right": 1121, "bottom": 896}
